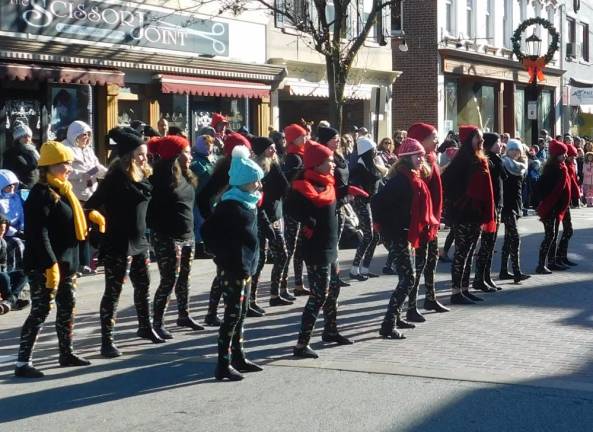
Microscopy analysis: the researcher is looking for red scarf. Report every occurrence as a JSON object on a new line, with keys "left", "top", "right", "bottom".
{"left": 567, "top": 160, "right": 581, "bottom": 202}
{"left": 401, "top": 168, "right": 439, "bottom": 248}
{"left": 465, "top": 159, "right": 497, "bottom": 233}
{"left": 425, "top": 152, "right": 443, "bottom": 223}
{"left": 286, "top": 142, "right": 305, "bottom": 156}
{"left": 537, "top": 162, "right": 571, "bottom": 221}
{"left": 292, "top": 169, "right": 336, "bottom": 207}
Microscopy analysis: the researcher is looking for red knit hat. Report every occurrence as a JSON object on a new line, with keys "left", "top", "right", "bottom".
{"left": 407, "top": 123, "right": 436, "bottom": 143}
{"left": 223, "top": 132, "right": 252, "bottom": 157}
{"left": 284, "top": 124, "right": 307, "bottom": 144}
{"left": 304, "top": 141, "right": 333, "bottom": 169}
{"left": 147, "top": 135, "right": 189, "bottom": 160}
{"left": 211, "top": 113, "right": 228, "bottom": 129}
{"left": 459, "top": 125, "right": 479, "bottom": 144}
{"left": 549, "top": 139, "right": 568, "bottom": 157}
{"left": 398, "top": 138, "right": 426, "bottom": 157}
{"left": 566, "top": 143, "right": 578, "bottom": 157}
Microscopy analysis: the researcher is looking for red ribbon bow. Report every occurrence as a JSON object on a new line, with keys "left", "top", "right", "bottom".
{"left": 522, "top": 57, "right": 546, "bottom": 84}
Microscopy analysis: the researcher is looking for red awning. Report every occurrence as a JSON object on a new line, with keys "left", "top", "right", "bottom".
{"left": 158, "top": 74, "right": 270, "bottom": 99}
{"left": 0, "top": 63, "right": 124, "bottom": 86}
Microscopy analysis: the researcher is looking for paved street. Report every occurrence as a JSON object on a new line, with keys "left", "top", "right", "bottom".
{"left": 2, "top": 209, "right": 593, "bottom": 431}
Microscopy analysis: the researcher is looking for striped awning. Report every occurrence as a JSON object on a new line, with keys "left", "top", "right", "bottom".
{"left": 157, "top": 74, "right": 271, "bottom": 99}
{"left": 0, "top": 62, "right": 124, "bottom": 86}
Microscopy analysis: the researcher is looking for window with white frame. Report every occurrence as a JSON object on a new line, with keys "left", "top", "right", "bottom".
{"left": 503, "top": 0, "right": 512, "bottom": 48}
{"left": 567, "top": 16, "right": 577, "bottom": 58}
{"left": 466, "top": 0, "right": 475, "bottom": 38}
{"left": 445, "top": 0, "right": 455, "bottom": 35}
{"left": 581, "top": 22, "right": 590, "bottom": 62}
{"left": 485, "top": 0, "right": 494, "bottom": 41}
{"left": 391, "top": 0, "right": 403, "bottom": 35}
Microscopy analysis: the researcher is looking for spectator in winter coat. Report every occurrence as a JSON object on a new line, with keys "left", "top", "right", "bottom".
{"left": 63, "top": 120, "right": 107, "bottom": 276}
{"left": 0, "top": 214, "right": 29, "bottom": 315}
{"left": 3, "top": 121, "right": 39, "bottom": 189}
{"left": 0, "top": 169, "right": 25, "bottom": 270}
{"left": 582, "top": 152, "right": 593, "bottom": 206}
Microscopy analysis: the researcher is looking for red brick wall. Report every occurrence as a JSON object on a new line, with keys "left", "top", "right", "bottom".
{"left": 392, "top": 0, "right": 439, "bottom": 130}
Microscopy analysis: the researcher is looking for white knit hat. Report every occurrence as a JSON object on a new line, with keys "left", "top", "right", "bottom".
{"left": 356, "top": 136, "right": 376, "bottom": 156}
{"left": 12, "top": 121, "right": 32, "bottom": 140}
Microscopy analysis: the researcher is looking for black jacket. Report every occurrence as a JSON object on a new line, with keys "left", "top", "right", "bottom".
{"left": 261, "top": 163, "right": 289, "bottom": 223}
{"left": 3, "top": 145, "right": 39, "bottom": 189}
{"left": 147, "top": 160, "right": 195, "bottom": 241}
{"left": 536, "top": 162, "right": 567, "bottom": 218}
{"left": 334, "top": 152, "right": 350, "bottom": 207}
{"left": 502, "top": 168, "right": 524, "bottom": 219}
{"left": 285, "top": 186, "right": 338, "bottom": 265}
{"left": 23, "top": 183, "right": 79, "bottom": 275}
{"left": 197, "top": 157, "right": 230, "bottom": 219}
{"left": 282, "top": 153, "right": 304, "bottom": 183}
{"left": 201, "top": 199, "right": 259, "bottom": 278}
{"left": 486, "top": 152, "right": 507, "bottom": 210}
{"left": 86, "top": 166, "right": 152, "bottom": 256}
{"left": 349, "top": 153, "right": 382, "bottom": 197}
{"left": 371, "top": 172, "right": 412, "bottom": 242}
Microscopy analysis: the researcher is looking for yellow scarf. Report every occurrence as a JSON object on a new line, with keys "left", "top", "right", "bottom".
{"left": 47, "top": 173, "right": 88, "bottom": 241}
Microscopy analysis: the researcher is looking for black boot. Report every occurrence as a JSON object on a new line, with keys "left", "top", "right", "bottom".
{"left": 177, "top": 316, "right": 205, "bottom": 331}
{"left": 535, "top": 265, "right": 552, "bottom": 274}
{"left": 137, "top": 327, "right": 166, "bottom": 343}
{"left": 101, "top": 341, "right": 122, "bottom": 358}
{"left": 396, "top": 317, "right": 416, "bottom": 329}
{"left": 269, "top": 296, "right": 293, "bottom": 306}
{"left": 423, "top": 298, "right": 450, "bottom": 312}
{"left": 498, "top": 270, "right": 514, "bottom": 280}
{"left": 250, "top": 301, "right": 266, "bottom": 315}
{"left": 247, "top": 306, "right": 264, "bottom": 317}
{"left": 462, "top": 290, "right": 484, "bottom": 302}
{"left": 337, "top": 278, "right": 351, "bottom": 287}
{"left": 379, "top": 321, "right": 406, "bottom": 339}
{"left": 472, "top": 279, "right": 496, "bottom": 293}
{"left": 406, "top": 308, "right": 426, "bottom": 323}
{"left": 59, "top": 353, "right": 91, "bottom": 367}
{"left": 293, "top": 345, "right": 319, "bottom": 358}
{"left": 14, "top": 364, "right": 44, "bottom": 378}
{"left": 548, "top": 262, "right": 568, "bottom": 271}
{"left": 513, "top": 272, "right": 531, "bottom": 284}
{"left": 450, "top": 292, "right": 475, "bottom": 305}
{"left": 561, "top": 257, "right": 578, "bottom": 266}
{"left": 153, "top": 324, "right": 173, "bottom": 339}
{"left": 231, "top": 358, "right": 263, "bottom": 373}
{"left": 280, "top": 289, "right": 297, "bottom": 301}
{"left": 321, "top": 331, "right": 354, "bottom": 345}
{"left": 204, "top": 314, "right": 222, "bottom": 327}
{"left": 214, "top": 363, "right": 244, "bottom": 381}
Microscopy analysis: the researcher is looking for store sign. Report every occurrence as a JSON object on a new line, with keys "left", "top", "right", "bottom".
{"left": 527, "top": 101, "right": 538, "bottom": 120}
{"left": 569, "top": 87, "right": 593, "bottom": 106}
{"left": 0, "top": 0, "right": 229, "bottom": 57}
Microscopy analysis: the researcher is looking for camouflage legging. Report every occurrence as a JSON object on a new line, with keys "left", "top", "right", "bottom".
{"left": 352, "top": 197, "right": 379, "bottom": 268}
{"left": 217, "top": 268, "right": 251, "bottom": 366}
{"left": 100, "top": 252, "right": 152, "bottom": 343}
{"left": 475, "top": 215, "right": 500, "bottom": 283}
{"left": 556, "top": 208, "right": 573, "bottom": 261}
{"left": 253, "top": 221, "right": 288, "bottom": 299}
{"left": 408, "top": 237, "right": 439, "bottom": 309}
{"left": 501, "top": 214, "right": 521, "bottom": 274}
{"left": 17, "top": 269, "right": 77, "bottom": 362}
{"left": 206, "top": 270, "right": 223, "bottom": 319}
{"left": 296, "top": 264, "right": 339, "bottom": 345}
{"left": 151, "top": 232, "right": 194, "bottom": 326}
{"left": 451, "top": 223, "right": 481, "bottom": 289}
{"left": 381, "top": 237, "right": 413, "bottom": 333}
{"left": 281, "top": 217, "right": 304, "bottom": 288}
{"left": 330, "top": 209, "right": 346, "bottom": 286}
{"left": 539, "top": 216, "right": 560, "bottom": 267}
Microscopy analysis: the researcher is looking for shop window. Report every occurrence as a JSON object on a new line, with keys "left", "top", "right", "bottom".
{"left": 538, "top": 90, "right": 553, "bottom": 134}
{"left": 118, "top": 84, "right": 146, "bottom": 126}
{"left": 189, "top": 96, "right": 249, "bottom": 142}
{"left": 159, "top": 94, "right": 188, "bottom": 134}
{"left": 514, "top": 88, "right": 526, "bottom": 140}
{"left": 444, "top": 80, "right": 458, "bottom": 133}
{"left": 48, "top": 84, "right": 92, "bottom": 141}
{"left": 457, "top": 81, "right": 496, "bottom": 132}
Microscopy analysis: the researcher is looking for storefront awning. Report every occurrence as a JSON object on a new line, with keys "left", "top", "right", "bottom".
{"left": 0, "top": 62, "right": 124, "bottom": 86}
{"left": 282, "top": 78, "right": 373, "bottom": 100}
{"left": 157, "top": 74, "right": 270, "bottom": 99}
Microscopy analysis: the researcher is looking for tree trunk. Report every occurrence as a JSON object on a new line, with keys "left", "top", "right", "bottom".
{"left": 326, "top": 56, "right": 347, "bottom": 133}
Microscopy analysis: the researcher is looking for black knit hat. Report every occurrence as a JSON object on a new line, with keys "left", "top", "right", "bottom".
{"left": 251, "top": 136, "right": 274, "bottom": 156}
{"left": 483, "top": 132, "right": 500, "bottom": 150}
{"left": 317, "top": 126, "right": 339, "bottom": 145}
{"left": 108, "top": 127, "right": 144, "bottom": 156}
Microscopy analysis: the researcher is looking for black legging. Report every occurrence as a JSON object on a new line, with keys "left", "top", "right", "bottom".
{"left": 381, "top": 237, "right": 413, "bottom": 333}
{"left": 352, "top": 197, "right": 379, "bottom": 269}
{"left": 539, "top": 216, "right": 561, "bottom": 267}
{"left": 451, "top": 223, "right": 481, "bottom": 289}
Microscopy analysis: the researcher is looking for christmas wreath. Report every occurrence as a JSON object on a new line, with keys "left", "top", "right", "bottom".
{"left": 511, "top": 17, "right": 559, "bottom": 83}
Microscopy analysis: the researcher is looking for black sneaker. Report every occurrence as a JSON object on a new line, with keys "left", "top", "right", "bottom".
{"left": 177, "top": 316, "right": 205, "bottom": 331}
{"left": 12, "top": 299, "right": 30, "bottom": 310}
{"left": 269, "top": 296, "right": 293, "bottom": 306}
{"left": 450, "top": 293, "right": 475, "bottom": 305}
{"left": 153, "top": 325, "right": 173, "bottom": 340}
{"left": 362, "top": 272, "right": 379, "bottom": 278}
{"left": 204, "top": 314, "right": 222, "bottom": 327}
{"left": 15, "top": 364, "right": 44, "bottom": 378}
{"left": 59, "top": 353, "right": 91, "bottom": 367}
{"left": 250, "top": 302, "right": 266, "bottom": 315}
{"left": 349, "top": 273, "right": 368, "bottom": 281}
{"left": 101, "top": 342, "right": 122, "bottom": 358}
{"left": 382, "top": 267, "right": 396, "bottom": 275}
{"left": 247, "top": 307, "right": 264, "bottom": 318}
{"left": 462, "top": 291, "right": 484, "bottom": 302}
{"left": 293, "top": 345, "right": 319, "bottom": 359}
{"left": 321, "top": 332, "right": 354, "bottom": 345}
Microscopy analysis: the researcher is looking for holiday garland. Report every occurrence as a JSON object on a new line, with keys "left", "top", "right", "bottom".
{"left": 511, "top": 17, "right": 559, "bottom": 63}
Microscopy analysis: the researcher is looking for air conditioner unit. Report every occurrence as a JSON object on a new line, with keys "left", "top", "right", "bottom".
{"left": 566, "top": 42, "right": 576, "bottom": 57}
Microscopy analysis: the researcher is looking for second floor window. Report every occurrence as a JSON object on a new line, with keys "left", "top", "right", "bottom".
{"left": 485, "top": 0, "right": 493, "bottom": 40}
{"left": 466, "top": 0, "right": 474, "bottom": 38}
{"left": 567, "top": 16, "right": 577, "bottom": 58}
{"left": 582, "top": 23, "right": 590, "bottom": 62}
{"left": 445, "top": 0, "right": 454, "bottom": 34}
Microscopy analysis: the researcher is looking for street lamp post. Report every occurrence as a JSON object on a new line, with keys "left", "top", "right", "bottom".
{"left": 526, "top": 32, "right": 543, "bottom": 146}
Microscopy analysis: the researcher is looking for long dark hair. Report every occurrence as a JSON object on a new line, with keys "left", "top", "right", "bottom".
{"left": 152, "top": 157, "right": 197, "bottom": 189}
{"left": 442, "top": 128, "right": 484, "bottom": 201}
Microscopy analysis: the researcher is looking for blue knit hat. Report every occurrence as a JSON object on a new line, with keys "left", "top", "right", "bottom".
{"left": 228, "top": 145, "right": 264, "bottom": 186}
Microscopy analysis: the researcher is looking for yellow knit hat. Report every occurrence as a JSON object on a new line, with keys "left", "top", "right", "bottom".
{"left": 38, "top": 141, "right": 74, "bottom": 167}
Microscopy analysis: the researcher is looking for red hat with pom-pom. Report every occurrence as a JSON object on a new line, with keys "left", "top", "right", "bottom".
{"left": 147, "top": 135, "right": 189, "bottom": 160}
{"left": 223, "top": 132, "right": 252, "bottom": 157}
{"left": 304, "top": 141, "right": 333, "bottom": 169}
{"left": 549, "top": 139, "right": 568, "bottom": 157}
